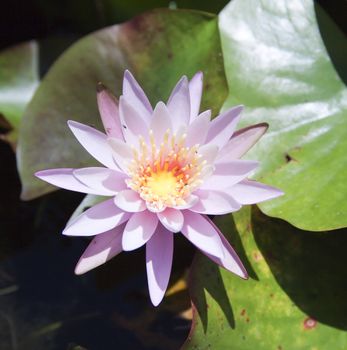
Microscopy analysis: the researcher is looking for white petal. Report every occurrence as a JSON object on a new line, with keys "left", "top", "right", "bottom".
{"left": 217, "top": 123, "right": 268, "bottom": 161}
{"left": 122, "top": 211, "right": 158, "bottom": 251}
{"left": 203, "top": 218, "right": 248, "bottom": 279}
{"left": 189, "top": 71, "right": 203, "bottom": 121}
{"left": 226, "top": 179, "right": 284, "bottom": 204}
{"left": 181, "top": 211, "right": 224, "bottom": 259}
{"left": 108, "top": 137, "right": 133, "bottom": 173}
{"left": 200, "top": 160, "right": 259, "bottom": 191}
{"left": 74, "top": 224, "right": 125, "bottom": 275}
{"left": 190, "top": 189, "right": 241, "bottom": 215}
{"left": 63, "top": 198, "right": 130, "bottom": 236}
{"left": 67, "top": 120, "right": 117, "bottom": 169}
{"left": 67, "top": 194, "right": 107, "bottom": 226}
{"left": 146, "top": 226, "right": 173, "bottom": 306}
{"left": 186, "top": 110, "right": 211, "bottom": 147}
{"left": 114, "top": 190, "right": 147, "bottom": 212}
{"left": 158, "top": 208, "right": 184, "bottom": 233}
{"left": 167, "top": 76, "right": 190, "bottom": 132}
{"left": 73, "top": 167, "right": 127, "bottom": 196}
{"left": 198, "top": 143, "right": 219, "bottom": 164}
{"left": 96, "top": 84, "right": 123, "bottom": 139}
{"left": 150, "top": 102, "right": 172, "bottom": 145}
{"left": 174, "top": 194, "right": 199, "bottom": 209}
{"left": 123, "top": 70, "right": 153, "bottom": 120}
{"left": 35, "top": 168, "right": 107, "bottom": 195}
{"left": 119, "top": 96, "right": 149, "bottom": 147}
{"left": 205, "top": 106, "right": 243, "bottom": 149}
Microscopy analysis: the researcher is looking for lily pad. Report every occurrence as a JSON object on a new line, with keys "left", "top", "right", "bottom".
{"left": 18, "top": 9, "right": 227, "bottom": 200}
{"left": 219, "top": 0, "right": 347, "bottom": 231}
{"left": 184, "top": 207, "right": 347, "bottom": 349}
{"left": 0, "top": 41, "right": 39, "bottom": 145}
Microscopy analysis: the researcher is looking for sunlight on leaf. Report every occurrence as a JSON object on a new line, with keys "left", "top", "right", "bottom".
{"left": 219, "top": 0, "right": 347, "bottom": 231}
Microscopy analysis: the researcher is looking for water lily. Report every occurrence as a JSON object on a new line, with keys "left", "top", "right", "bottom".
{"left": 36, "top": 70, "right": 283, "bottom": 306}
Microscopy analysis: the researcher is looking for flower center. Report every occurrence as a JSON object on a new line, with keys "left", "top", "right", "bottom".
{"left": 127, "top": 129, "right": 206, "bottom": 211}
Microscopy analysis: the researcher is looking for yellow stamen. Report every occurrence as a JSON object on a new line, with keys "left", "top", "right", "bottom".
{"left": 127, "top": 129, "right": 209, "bottom": 210}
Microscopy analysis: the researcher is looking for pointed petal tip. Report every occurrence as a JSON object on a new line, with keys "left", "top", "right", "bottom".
{"left": 124, "top": 69, "right": 136, "bottom": 81}
{"left": 74, "top": 264, "right": 86, "bottom": 275}
{"left": 235, "top": 104, "right": 244, "bottom": 112}
{"left": 34, "top": 170, "right": 44, "bottom": 178}
{"left": 182, "top": 75, "right": 189, "bottom": 83}
{"left": 150, "top": 295, "right": 163, "bottom": 307}
{"left": 96, "top": 82, "right": 106, "bottom": 93}
{"left": 67, "top": 119, "right": 80, "bottom": 129}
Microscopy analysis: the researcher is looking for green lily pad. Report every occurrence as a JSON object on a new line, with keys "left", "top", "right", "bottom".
{"left": 18, "top": 9, "right": 227, "bottom": 200}
{"left": 219, "top": 0, "right": 347, "bottom": 231}
{"left": 0, "top": 41, "right": 39, "bottom": 145}
{"left": 184, "top": 207, "right": 347, "bottom": 349}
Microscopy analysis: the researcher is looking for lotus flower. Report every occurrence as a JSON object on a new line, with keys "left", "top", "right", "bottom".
{"left": 36, "top": 70, "right": 283, "bottom": 306}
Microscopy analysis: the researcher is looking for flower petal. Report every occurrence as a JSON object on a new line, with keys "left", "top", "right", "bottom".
{"left": 181, "top": 211, "right": 224, "bottom": 259}
{"left": 150, "top": 102, "right": 172, "bottom": 145}
{"left": 67, "top": 120, "right": 117, "bottom": 169}
{"left": 158, "top": 208, "right": 184, "bottom": 233}
{"left": 96, "top": 83, "right": 123, "bottom": 139}
{"left": 198, "top": 143, "right": 219, "bottom": 164}
{"left": 205, "top": 105, "right": 243, "bottom": 149}
{"left": 114, "top": 190, "right": 147, "bottom": 212}
{"left": 122, "top": 211, "right": 158, "bottom": 251}
{"left": 146, "top": 226, "right": 173, "bottom": 306}
{"left": 119, "top": 96, "right": 149, "bottom": 147}
{"left": 190, "top": 189, "right": 241, "bottom": 215}
{"left": 217, "top": 123, "right": 268, "bottom": 161}
{"left": 226, "top": 179, "right": 284, "bottom": 205}
{"left": 203, "top": 218, "right": 248, "bottom": 279}
{"left": 35, "top": 168, "right": 106, "bottom": 195}
{"left": 167, "top": 76, "right": 190, "bottom": 132}
{"left": 189, "top": 71, "right": 203, "bottom": 121}
{"left": 74, "top": 224, "right": 125, "bottom": 275}
{"left": 200, "top": 160, "right": 259, "bottom": 191}
{"left": 108, "top": 137, "right": 133, "bottom": 173}
{"left": 63, "top": 198, "right": 130, "bottom": 236}
{"left": 73, "top": 167, "right": 127, "bottom": 196}
{"left": 186, "top": 110, "right": 211, "bottom": 147}
{"left": 174, "top": 194, "right": 199, "bottom": 210}
{"left": 123, "top": 70, "right": 153, "bottom": 120}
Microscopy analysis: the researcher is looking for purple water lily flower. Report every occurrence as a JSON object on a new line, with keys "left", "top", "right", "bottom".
{"left": 36, "top": 70, "right": 283, "bottom": 306}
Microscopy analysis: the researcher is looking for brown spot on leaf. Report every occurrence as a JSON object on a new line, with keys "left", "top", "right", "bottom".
{"left": 303, "top": 317, "right": 317, "bottom": 330}
{"left": 240, "top": 309, "right": 246, "bottom": 316}
{"left": 253, "top": 251, "right": 263, "bottom": 262}
{"left": 246, "top": 317, "right": 250, "bottom": 323}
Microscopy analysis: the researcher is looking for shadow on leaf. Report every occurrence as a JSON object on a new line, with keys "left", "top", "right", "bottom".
{"left": 253, "top": 207, "right": 347, "bottom": 330}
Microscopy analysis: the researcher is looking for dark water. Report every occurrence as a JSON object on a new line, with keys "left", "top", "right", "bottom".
{"left": 0, "top": 141, "right": 192, "bottom": 350}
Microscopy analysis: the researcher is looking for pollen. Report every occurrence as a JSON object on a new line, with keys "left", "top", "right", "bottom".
{"left": 126, "top": 129, "right": 205, "bottom": 211}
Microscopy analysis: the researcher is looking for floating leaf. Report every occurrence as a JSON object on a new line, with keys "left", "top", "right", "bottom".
{"left": 184, "top": 207, "right": 347, "bottom": 349}
{"left": 0, "top": 41, "right": 39, "bottom": 145}
{"left": 18, "top": 9, "right": 227, "bottom": 200}
{"left": 219, "top": 0, "right": 347, "bottom": 231}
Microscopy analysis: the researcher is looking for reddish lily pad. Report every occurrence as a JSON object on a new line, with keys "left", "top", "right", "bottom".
{"left": 18, "top": 9, "right": 227, "bottom": 200}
